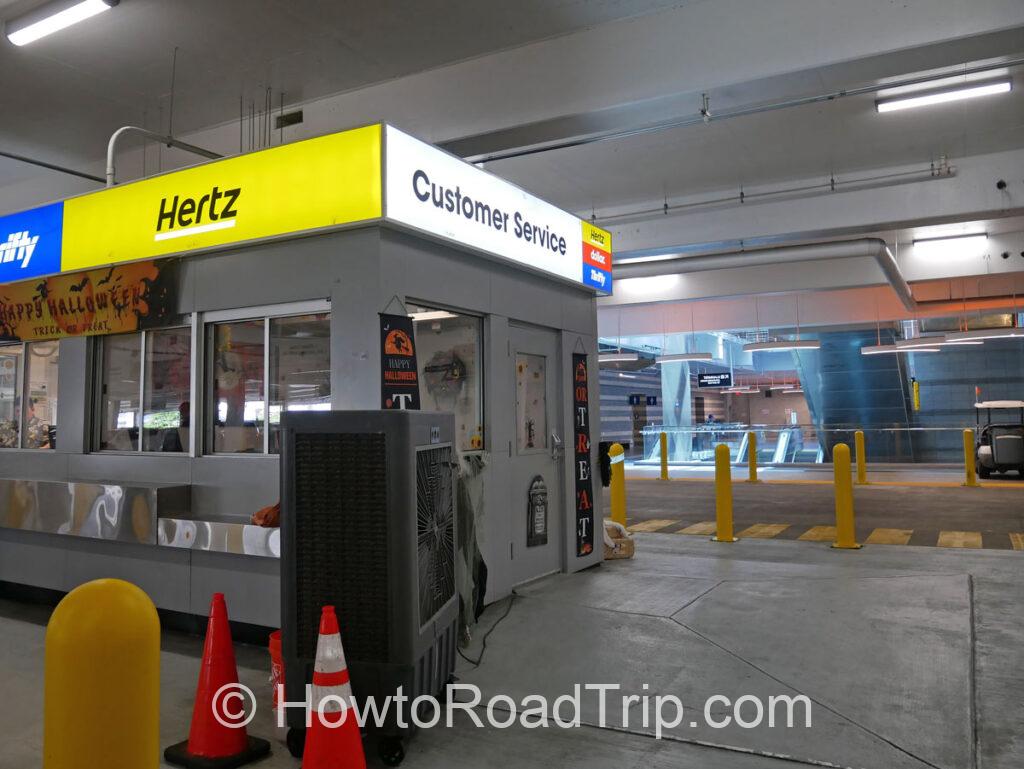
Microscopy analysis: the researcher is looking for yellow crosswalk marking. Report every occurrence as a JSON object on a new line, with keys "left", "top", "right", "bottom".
{"left": 937, "top": 531, "right": 983, "bottom": 549}
{"left": 676, "top": 521, "right": 717, "bottom": 536}
{"left": 627, "top": 519, "right": 680, "bottom": 533}
{"left": 865, "top": 528, "right": 913, "bottom": 545}
{"left": 1010, "top": 533, "right": 1024, "bottom": 551}
{"left": 737, "top": 523, "right": 790, "bottom": 539}
{"left": 798, "top": 525, "right": 836, "bottom": 542}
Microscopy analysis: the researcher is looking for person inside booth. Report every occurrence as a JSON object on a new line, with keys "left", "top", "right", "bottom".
{"left": 24, "top": 399, "right": 52, "bottom": 449}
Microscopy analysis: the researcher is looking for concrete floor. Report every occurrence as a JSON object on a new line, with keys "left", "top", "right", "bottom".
{"left": 614, "top": 476, "right": 1024, "bottom": 549}
{"left": 2, "top": 536, "right": 1022, "bottom": 768}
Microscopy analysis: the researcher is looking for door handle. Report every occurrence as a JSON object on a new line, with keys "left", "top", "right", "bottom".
{"left": 551, "top": 431, "right": 564, "bottom": 461}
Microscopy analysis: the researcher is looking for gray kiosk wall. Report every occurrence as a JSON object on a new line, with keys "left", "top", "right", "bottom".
{"left": 0, "top": 225, "right": 603, "bottom": 626}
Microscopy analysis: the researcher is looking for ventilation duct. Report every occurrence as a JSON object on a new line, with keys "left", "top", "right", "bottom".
{"left": 615, "top": 238, "right": 917, "bottom": 311}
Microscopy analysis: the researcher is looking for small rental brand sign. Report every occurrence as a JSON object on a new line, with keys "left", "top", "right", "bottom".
{"left": 0, "top": 202, "right": 63, "bottom": 283}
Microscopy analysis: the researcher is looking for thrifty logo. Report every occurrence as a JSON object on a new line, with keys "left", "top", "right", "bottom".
{"left": 155, "top": 186, "right": 240, "bottom": 241}
{"left": 0, "top": 231, "right": 40, "bottom": 268}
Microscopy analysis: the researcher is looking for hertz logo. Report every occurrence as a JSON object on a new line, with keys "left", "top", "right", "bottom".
{"left": 155, "top": 186, "right": 240, "bottom": 242}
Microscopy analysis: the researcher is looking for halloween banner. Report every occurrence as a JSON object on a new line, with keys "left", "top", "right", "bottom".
{"left": 380, "top": 313, "right": 421, "bottom": 410}
{"left": 573, "top": 353, "right": 595, "bottom": 556}
{"left": 0, "top": 260, "right": 181, "bottom": 342}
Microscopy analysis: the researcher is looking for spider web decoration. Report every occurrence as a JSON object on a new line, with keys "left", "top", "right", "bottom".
{"left": 416, "top": 445, "right": 455, "bottom": 627}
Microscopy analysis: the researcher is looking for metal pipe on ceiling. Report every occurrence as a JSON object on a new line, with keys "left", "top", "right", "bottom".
{"left": 615, "top": 238, "right": 919, "bottom": 311}
{"left": 106, "top": 126, "right": 221, "bottom": 186}
{"left": 0, "top": 149, "right": 104, "bottom": 184}
{"left": 459, "top": 56, "right": 1024, "bottom": 164}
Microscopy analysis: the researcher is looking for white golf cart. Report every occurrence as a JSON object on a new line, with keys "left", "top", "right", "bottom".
{"left": 974, "top": 401, "right": 1024, "bottom": 478}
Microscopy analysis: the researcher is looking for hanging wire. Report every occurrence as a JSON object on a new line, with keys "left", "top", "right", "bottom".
{"left": 874, "top": 294, "right": 882, "bottom": 346}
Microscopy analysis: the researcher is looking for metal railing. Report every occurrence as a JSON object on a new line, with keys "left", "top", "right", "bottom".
{"left": 636, "top": 423, "right": 973, "bottom": 465}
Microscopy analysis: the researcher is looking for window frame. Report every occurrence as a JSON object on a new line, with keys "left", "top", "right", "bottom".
{"left": 93, "top": 323, "right": 194, "bottom": 455}
{"left": 203, "top": 299, "right": 330, "bottom": 457}
{"left": 407, "top": 298, "right": 486, "bottom": 454}
{"left": 0, "top": 340, "right": 61, "bottom": 451}
{"left": 0, "top": 341, "right": 26, "bottom": 451}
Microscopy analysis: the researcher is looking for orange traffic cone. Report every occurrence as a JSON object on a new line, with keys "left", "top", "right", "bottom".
{"left": 302, "top": 606, "right": 366, "bottom": 769}
{"left": 165, "top": 593, "right": 271, "bottom": 768}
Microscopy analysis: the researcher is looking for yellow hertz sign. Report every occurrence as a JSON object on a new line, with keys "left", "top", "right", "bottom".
{"left": 62, "top": 125, "right": 382, "bottom": 271}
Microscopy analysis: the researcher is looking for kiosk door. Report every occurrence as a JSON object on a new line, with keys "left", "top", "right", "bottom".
{"left": 509, "top": 324, "right": 564, "bottom": 584}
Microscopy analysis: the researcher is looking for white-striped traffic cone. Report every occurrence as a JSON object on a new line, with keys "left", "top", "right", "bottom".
{"left": 302, "top": 606, "right": 366, "bottom": 769}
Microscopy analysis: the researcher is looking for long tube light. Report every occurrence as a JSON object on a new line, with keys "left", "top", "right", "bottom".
{"left": 6, "top": 0, "right": 118, "bottom": 46}
{"left": 409, "top": 310, "right": 458, "bottom": 322}
{"left": 655, "top": 352, "right": 713, "bottom": 363}
{"left": 876, "top": 80, "right": 1011, "bottom": 113}
{"left": 861, "top": 344, "right": 941, "bottom": 355}
{"left": 742, "top": 340, "right": 821, "bottom": 352}
{"left": 895, "top": 337, "right": 982, "bottom": 349}
{"left": 598, "top": 352, "right": 640, "bottom": 363}
{"left": 945, "top": 328, "right": 1024, "bottom": 342}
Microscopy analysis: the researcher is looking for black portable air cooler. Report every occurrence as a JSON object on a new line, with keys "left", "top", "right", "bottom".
{"left": 280, "top": 410, "right": 458, "bottom": 765}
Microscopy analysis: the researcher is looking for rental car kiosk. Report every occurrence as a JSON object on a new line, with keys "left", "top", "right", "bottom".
{"left": 0, "top": 124, "right": 611, "bottom": 627}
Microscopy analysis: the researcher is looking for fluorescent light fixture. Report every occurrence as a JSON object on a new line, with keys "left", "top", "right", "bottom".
{"left": 618, "top": 275, "right": 680, "bottom": 295}
{"left": 769, "top": 384, "right": 797, "bottom": 390}
{"left": 945, "top": 327, "right": 1024, "bottom": 342}
{"left": 409, "top": 310, "right": 457, "bottom": 322}
{"left": 912, "top": 232, "right": 989, "bottom": 261}
{"left": 617, "top": 373, "right": 637, "bottom": 379}
{"left": 598, "top": 352, "right": 640, "bottom": 363}
{"left": 913, "top": 233, "right": 988, "bottom": 246}
{"left": 724, "top": 386, "right": 759, "bottom": 394}
{"left": 6, "top": 0, "right": 117, "bottom": 46}
{"left": 876, "top": 79, "right": 1011, "bottom": 113}
{"left": 782, "top": 388, "right": 804, "bottom": 394}
{"left": 742, "top": 340, "right": 821, "bottom": 352}
{"left": 897, "top": 337, "right": 983, "bottom": 348}
{"left": 861, "top": 344, "right": 941, "bottom": 355}
{"left": 655, "top": 352, "right": 713, "bottom": 363}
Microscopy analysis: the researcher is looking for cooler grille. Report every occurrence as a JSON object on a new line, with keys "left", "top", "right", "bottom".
{"left": 294, "top": 432, "right": 389, "bottom": 662}
{"left": 416, "top": 446, "right": 455, "bottom": 627}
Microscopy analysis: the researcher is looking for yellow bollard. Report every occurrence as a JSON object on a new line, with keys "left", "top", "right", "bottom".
{"left": 45, "top": 578, "right": 160, "bottom": 769}
{"left": 963, "top": 428, "right": 979, "bottom": 487}
{"left": 713, "top": 444, "right": 736, "bottom": 542}
{"left": 831, "top": 443, "right": 861, "bottom": 549}
{"left": 659, "top": 431, "right": 669, "bottom": 481}
{"left": 854, "top": 430, "right": 868, "bottom": 485}
{"left": 747, "top": 431, "right": 759, "bottom": 482}
{"left": 609, "top": 442, "right": 627, "bottom": 525}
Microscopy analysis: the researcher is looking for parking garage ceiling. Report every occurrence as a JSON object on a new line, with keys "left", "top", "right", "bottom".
{"left": 0, "top": 0, "right": 686, "bottom": 184}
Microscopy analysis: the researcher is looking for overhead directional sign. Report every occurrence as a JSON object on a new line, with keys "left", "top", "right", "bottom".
{"left": 697, "top": 372, "right": 733, "bottom": 388}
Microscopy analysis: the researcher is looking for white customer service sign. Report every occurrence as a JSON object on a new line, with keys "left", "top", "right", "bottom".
{"left": 384, "top": 127, "right": 612, "bottom": 293}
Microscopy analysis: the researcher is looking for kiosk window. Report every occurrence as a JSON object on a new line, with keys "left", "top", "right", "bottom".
{"left": 0, "top": 345, "right": 23, "bottom": 449}
{"left": 208, "top": 312, "right": 330, "bottom": 454}
{"left": 144, "top": 327, "right": 192, "bottom": 452}
{"left": 99, "top": 333, "right": 141, "bottom": 451}
{"left": 410, "top": 304, "right": 484, "bottom": 452}
{"left": 98, "top": 328, "right": 193, "bottom": 452}
{"left": 210, "top": 320, "right": 265, "bottom": 454}
{"left": 268, "top": 313, "right": 331, "bottom": 453}
{"left": 24, "top": 341, "right": 59, "bottom": 450}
